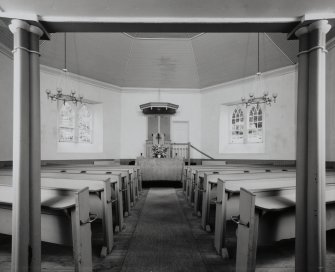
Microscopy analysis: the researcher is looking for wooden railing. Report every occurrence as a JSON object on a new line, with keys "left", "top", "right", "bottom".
{"left": 145, "top": 142, "right": 214, "bottom": 165}
{"left": 171, "top": 143, "right": 189, "bottom": 159}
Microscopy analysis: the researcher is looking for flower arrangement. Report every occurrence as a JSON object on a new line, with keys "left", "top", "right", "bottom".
{"left": 152, "top": 144, "right": 168, "bottom": 158}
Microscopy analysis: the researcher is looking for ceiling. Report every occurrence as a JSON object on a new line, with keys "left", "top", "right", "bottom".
{"left": 0, "top": 21, "right": 298, "bottom": 89}
{"left": 0, "top": 0, "right": 334, "bottom": 21}
{"left": 39, "top": 32, "right": 298, "bottom": 89}
{"left": 0, "top": 0, "right": 333, "bottom": 89}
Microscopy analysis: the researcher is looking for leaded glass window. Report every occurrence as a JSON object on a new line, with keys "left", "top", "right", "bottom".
{"left": 248, "top": 105, "right": 263, "bottom": 143}
{"left": 58, "top": 102, "right": 75, "bottom": 142}
{"left": 78, "top": 104, "right": 93, "bottom": 143}
{"left": 231, "top": 108, "right": 244, "bottom": 143}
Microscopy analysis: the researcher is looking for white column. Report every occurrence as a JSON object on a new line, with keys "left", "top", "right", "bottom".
{"left": 295, "top": 20, "right": 331, "bottom": 272}
{"left": 9, "top": 19, "right": 43, "bottom": 272}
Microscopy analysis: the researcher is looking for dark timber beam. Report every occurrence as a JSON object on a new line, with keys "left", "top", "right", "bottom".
{"left": 40, "top": 21, "right": 299, "bottom": 34}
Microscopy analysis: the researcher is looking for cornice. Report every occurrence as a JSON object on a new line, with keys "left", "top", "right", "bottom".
{"left": 40, "top": 65, "right": 122, "bottom": 93}
{"left": 201, "top": 64, "right": 297, "bottom": 93}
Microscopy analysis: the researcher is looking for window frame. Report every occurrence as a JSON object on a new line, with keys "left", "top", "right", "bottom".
{"left": 229, "top": 105, "right": 264, "bottom": 144}
{"left": 247, "top": 105, "right": 264, "bottom": 143}
{"left": 230, "top": 107, "right": 245, "bottom": 144}
{"left": 57, "top": 102, "right": 94, "bottom": 144}
{"left": 58, "top": 102, "right": 76, "bottom": 143}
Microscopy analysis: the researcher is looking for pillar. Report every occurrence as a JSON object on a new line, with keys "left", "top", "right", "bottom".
{"left": 295, "top": 20, "right": 331, "bottom": 272}
{"left": 28, "top": 25, "right": 43, "bottom": 272}
{"left": 9, "top": 19, "right": 43, "bottom": 272}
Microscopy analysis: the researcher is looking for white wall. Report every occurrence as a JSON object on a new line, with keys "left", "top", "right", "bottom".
{"left": 0, "top": 51, "right": 121, "bottom": 161}
{"left": 1, "top": 44, "right": 335, "bottom": 161}
{"left": 201, "top": 65, "right": 298, "bottom": 160}
{"left": 120, "top": 89, "right": 203, "bottom": 159}
{"left": 326, "top": 43, "right": 335, "bottom": 161}
{"left": 40, "top": 67, "right": 122, "bottom": 160}
{"left": 0, "top": 52, "right": 13, "bottom": 161}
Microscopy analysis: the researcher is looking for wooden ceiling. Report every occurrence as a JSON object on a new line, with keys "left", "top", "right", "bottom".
{"left": 35, "top": 32, "right": 297, "bottom": 89}
{"left": 0, "top": 0, "right": 333, "bottom": 89}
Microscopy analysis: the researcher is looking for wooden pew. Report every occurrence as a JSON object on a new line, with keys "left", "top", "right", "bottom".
{"left": 214, "top": 173, "right": 335, "bottom": 256}
{"left": 42, "top": 167, "right": 134, "bottom": 215}
{"left": 44, "top": 164, "right": 142, "bottom": 198}
{"left": 185, "top": 165, "right": 294, "bottom": 205}
{"left": 235, "top": 184, "right": 335, "bottom": 272}
{"left": 0, "top": 174, "right": 115, "bottom": 257}
{"left": 41, "top": 168, "right": 132, "bottom": 218}
{"left": 39, "top": 172, "right": 126, "bottom": 233}
{"left": 199, "top": 168, "right": 295, "bottom": 231}
{"left": 193, "top": 168, "right": 278, "bottom": 215}
{"left": 0, "top": 185, "right": 92, "bottom": 272}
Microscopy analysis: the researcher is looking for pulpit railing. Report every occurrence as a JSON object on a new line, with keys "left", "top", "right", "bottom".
{"left": 171, "top": 143, "right": 189, "bottom": 159}
{"left": 145, "top": 142, "right": 214, "bottom": 165}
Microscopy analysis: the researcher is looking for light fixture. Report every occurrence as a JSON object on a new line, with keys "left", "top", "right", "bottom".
{"left": 45, "top": 33, "right": 83, "bottom": 105}
{"left": 241, "top": 33, "right": 278, "bottom": 108}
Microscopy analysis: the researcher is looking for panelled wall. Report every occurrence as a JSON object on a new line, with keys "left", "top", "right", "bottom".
{"left": 0, "top": 43, "right": 335, "bottom": 161}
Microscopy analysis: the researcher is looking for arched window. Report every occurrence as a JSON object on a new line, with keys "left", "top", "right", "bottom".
{"left": 248, "top": 105, "right": 263, "bottom": 143}
{"left": 78, "top": 104, "right": 93, "bottom": 143}
{"left": 231, "top": 108, "right": 244, "bottom": 143}
{"left": 58, "top": 102, "right": 75, "bottom": 142}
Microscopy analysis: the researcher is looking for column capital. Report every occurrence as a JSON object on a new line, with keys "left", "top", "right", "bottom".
{"left": 9, "top": 19, "right": 30, "bottom": 34}
{"left": 308, "top": 20, "right": 331, "bottom": 34}
{"left": 29, "top": 25, "right": 43, "bottom": 37}
{"left": 295, "top": 20, "right": 332, "bottom": 38}
{"left": 295, "top": 26, "right": 309, "bottom": 38}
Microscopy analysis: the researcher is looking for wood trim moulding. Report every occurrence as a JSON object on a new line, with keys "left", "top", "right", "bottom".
{"left": 200, "top": 64, "right": 298, "bottom": 94}
{"left": 40, "top": 65, "right": 122, "bottom": 93}
{"left": 121, "top": 87, "right": 201, "bottom": 94}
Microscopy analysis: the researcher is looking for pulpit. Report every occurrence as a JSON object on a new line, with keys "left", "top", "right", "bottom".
{"left": 136, "top": 157, "right": 184, "bottom": 181}
{"left": 140, "top": 102, "right": 178, "bottom": 158}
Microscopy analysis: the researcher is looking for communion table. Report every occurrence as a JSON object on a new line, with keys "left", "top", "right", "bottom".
{"left": 136, "top": 157, "right": 184, "bottom": 181}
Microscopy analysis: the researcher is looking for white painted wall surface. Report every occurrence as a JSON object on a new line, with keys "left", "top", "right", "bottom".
{"left": 326, "top": 44, "right": 335, "bottom": 161}
{"left": 0, "top": 52, "right": 13, "bottom": 161}
{"left": 120, "top": 89, "right": 203, "bottom": 159}
{"left": 1, "top": 44, "right": 335, "bottom": 161}
{"left": 40, "top": 67, "right": 122, "bottom": 160}
{"left": 0, "top": 51, "right": 121, "bottom": 161}
{"left": 201, "top": 65, "right": 298, "bottom": 160}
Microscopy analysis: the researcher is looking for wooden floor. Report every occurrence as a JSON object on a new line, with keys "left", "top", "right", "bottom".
{"left": 0, "top": 187, "right": 335, "bottom": 271}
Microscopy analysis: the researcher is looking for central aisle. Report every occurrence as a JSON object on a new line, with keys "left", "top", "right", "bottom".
{"left": 121, "top": 188, "right": 207, "bottom": 272}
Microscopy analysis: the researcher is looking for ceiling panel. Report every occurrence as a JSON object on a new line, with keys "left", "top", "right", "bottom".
{"left": 0, "top": 28, "right": 298, "bottom": 89}
{"left": 40, "top": 32, "right": 132, "bottom": 87}
{"left": 192, "top": 33, "right": 295, "bottom": 88}
{"left": 123, "top": 39, "right": 199, "bottom": 88}
{"left": 1, "top": 0, "right": 334, "bottom": 20}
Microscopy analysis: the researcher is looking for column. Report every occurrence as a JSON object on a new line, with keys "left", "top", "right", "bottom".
{"left": 295, "top": 20, "right": 331, "bottom": 272}
{"left": 9, "top": 19, "right": 43, "bottom": 272}
{"left": 28, "top": 25, "right": 43, "bottom": 272}
{"left": 295, "top": 25, "right": 309, "bottom": 272}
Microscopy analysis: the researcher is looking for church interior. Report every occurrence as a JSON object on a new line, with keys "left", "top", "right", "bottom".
{"left": 1, "top": 1, "right": 335, "bottom": 271}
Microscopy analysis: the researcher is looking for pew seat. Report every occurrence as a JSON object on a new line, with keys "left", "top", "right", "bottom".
{"left": 0, "top": 174, "right": 116, "bottom": 257}
{"left": 0, "top": 185, "right": 92, "bottom": 272}
{"left": 236, "top": 184, "right": 335, "bottom": 272}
